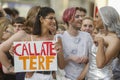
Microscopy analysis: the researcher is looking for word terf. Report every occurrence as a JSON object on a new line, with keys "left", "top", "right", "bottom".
{"left": 14, "top": 41, "right": 57, "bottom": 71}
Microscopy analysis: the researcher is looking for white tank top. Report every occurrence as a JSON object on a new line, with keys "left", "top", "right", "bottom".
{"left": 86, "top": 44, "right": 113, "bottom": 80}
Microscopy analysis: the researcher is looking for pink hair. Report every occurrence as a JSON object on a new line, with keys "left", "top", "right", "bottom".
{"left": 62, "top": 7, "right": 76, "bottom": 23}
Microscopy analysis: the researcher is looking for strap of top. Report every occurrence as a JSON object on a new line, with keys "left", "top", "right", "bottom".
{"left": 31, "top": 35, "right": 33, "bottom": 41}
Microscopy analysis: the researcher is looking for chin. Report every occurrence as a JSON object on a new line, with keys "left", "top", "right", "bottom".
{"left": 75, "top": 27, "right": 80, "bottom": 30}
{"left": 95, "top": 26, "right": 99, "bottom": 29}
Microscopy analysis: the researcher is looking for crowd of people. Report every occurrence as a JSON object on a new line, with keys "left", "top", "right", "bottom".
{"left": 0, "top": 4, "right": 120, "bottom": 80}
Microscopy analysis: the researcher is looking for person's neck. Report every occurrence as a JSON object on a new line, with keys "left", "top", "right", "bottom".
{"left": 67, "top": 27, "right": 79, "bottom": 37}
{"left": 41, "top": 32, "right": 53, "bottom": 40}
{"left": 41, "top": 32, "right": 50, "bottom": 37}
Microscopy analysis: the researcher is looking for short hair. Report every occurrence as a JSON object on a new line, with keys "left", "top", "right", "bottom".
{"left": 62, "top": 7, "right": 80, "bottom": 26}
{"left": 0, "top": 11, "right": 4, "bottom": 17}
{"left": 62, "top": 7, "right": 76, "bottom": 23}
{"left": 4, "top": 8, "right": 15, "bottom": 17}
{"left": 79, "top": 7, "right": 87, "bottom": 14}
{"left": 99, "top": 6, "right": 120, "bottom": 38}
{"left": 12, "top": 8, "right": 19, "bottom": 16}
{"left": 13, "top": 17, "right": 25, "bottom": 24}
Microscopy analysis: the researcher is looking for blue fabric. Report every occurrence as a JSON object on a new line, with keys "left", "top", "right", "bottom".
{"left": 16, "top": 72, "right": 25, "bottom": 80}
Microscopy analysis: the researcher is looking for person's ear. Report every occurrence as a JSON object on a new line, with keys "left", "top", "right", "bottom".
{"left": 39, "top": 16, "right": 44, "bottom": 23}
{"left": 69, "top": 16, "right": 74, "bottom": 23}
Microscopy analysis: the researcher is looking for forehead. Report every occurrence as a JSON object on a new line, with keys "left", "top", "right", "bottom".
{"left": 46, "top": 13, "right": 55, "bottom": 17}
{"left": 80, "top": 11, "right": 86, "bottom": 15}
{"left": 83, "top": 18, "right": 93, "bottom": 23}
{"left": 75, "top": 10, "right": 81, "bottom": 15}
{"left": 14, "top": 23, "right": 23, "bottom": 25}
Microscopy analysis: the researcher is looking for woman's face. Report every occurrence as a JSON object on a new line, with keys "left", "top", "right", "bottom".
{"left": 95, "top": 12, "right": 104, "bottom": 29}
{"left": 2, "top": 26, "right": 14, "bottom": 40}
{"left": 81, "top": 19, "right": 94, "bottom": 34}
{"left": 41, "top": 13, "right": 56, "bottom": 34}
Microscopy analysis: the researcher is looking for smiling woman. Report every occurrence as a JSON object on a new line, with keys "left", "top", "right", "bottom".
{"left": 22, "top": 7, "right": 65, "bottom": 80}
{"left": 81, "top": 16, "right": 94, "bottom": 35}
{"left": 86, "top": 6, "right": 120, "bottom": 80}
{"left": 0, "top": 17, "right": 15, "bottom": 80}
{"left": 0, "top": 17, "right": 14, "bottom": 41}
{"left": 2, "top": 24, "right": 14, "bottom": 40}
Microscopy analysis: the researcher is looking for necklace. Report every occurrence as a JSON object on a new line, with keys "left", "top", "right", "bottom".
{"left": 74, "top": 37, "right": 81, "bottom": 44}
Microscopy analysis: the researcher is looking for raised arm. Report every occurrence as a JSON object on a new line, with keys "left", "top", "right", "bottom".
{"left": 55, "top": 37, "right": 65, "bottom": 69}
{"left": 0, "top": 30, "right": 27, "bottom": 72}
{"left": 95, "top": 37, "right": 120, "bottom": 68}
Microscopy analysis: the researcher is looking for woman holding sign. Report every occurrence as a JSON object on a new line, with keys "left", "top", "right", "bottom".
{"left": 23, "top": 7, "right": 65, "bottom": 80}
{"left": 23, "top": 7, "right": 66, "bottom": 80}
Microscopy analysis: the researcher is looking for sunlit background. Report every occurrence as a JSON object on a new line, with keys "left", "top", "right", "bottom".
{"left": 0, "top": 0, "right": 120, "bottom": 22}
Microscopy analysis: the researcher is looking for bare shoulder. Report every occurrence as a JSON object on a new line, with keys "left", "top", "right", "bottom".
{"left": 107, "top": 35, "right": 120, "bottom": 45}
{"left": 103, "top": 35, "right": 120, "bottom": 60}
{"left": 16, "top": 30, "right": 26, "bottom": 35}
{"left": 103, "top": 33, "right": 119, "bottom": 44}
{"left": 21, "top": 34, "right": 31, "bottom": 41}
{"left": 105, "top": 35, "right": 120, "bottom": 54}
{"left": 13, "top": 30, "right": 27, "bottom": 40}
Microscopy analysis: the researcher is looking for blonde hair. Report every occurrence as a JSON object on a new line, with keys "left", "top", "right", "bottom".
{"left": 82, "top": 16, "right": 93, "bottom": 22}
{"left": 0, "top": 17, "right": 12, "bottom": 40}
{"left": 23, "top": 6, "right": 41, "bottom": 34}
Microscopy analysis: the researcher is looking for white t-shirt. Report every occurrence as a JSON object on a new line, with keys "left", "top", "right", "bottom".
{"left": 56, "top": 31, "right": 93, "bottom": 80}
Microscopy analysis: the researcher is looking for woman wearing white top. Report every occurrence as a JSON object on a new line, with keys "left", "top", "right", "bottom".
{"left": 86, "top": 6, "right": 120, "bottom": 80}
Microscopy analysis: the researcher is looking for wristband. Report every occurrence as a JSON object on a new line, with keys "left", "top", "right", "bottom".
{"left": 7, "top": 65, "right": 13, "bottom": 71}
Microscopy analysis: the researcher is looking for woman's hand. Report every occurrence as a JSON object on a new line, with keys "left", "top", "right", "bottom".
{"left": 68, "top": 56, "right": 88, "bottom": 64}
{"left": 7, "top": 65, "right": 14, "bottom": 73}
{"left": 54, "top": 37, "right": 65, "bottom": 69}
{"left": 54, "top": 37, "right": 63, "bottom": 53}
{"left": 25, "top": 72, "right": 34, "bottom": 78}
{"left": 77, "top": 76, "right": 85, "bottom": 80}
{"left": 94, "top": 35, "right": 105, "bottom": 46}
